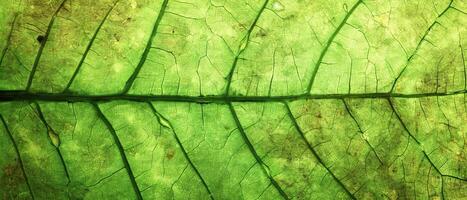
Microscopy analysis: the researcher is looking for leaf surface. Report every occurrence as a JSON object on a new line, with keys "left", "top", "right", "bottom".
{"left": 0, "top": 0, "right": 466, "bottom": 199}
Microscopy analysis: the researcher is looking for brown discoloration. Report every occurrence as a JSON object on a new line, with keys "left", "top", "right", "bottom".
{"left": 315, "top": 111, "right": 322, "bottom": 118}
{"left": 166, "top": 148, "right": 175, "bottom": 160}
{"left": 256, "top": 29, "right": 267, "bottom": 37}
{"left": 1, "top": 161, "right": 26, "bottom": 199}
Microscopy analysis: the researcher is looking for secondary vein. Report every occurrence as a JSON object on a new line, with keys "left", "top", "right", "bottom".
{"left": 284, "top": 103, "right": 356, "bottom": 199}
{"left": 147, "top": 102, "right": 215, "bottom": 200}
{"left": 0, "top": 114, "right": 35, "bottom": 200}
{"left": 228, "top": 103, "right": 289, "bottom": 200}
{"left": 63, "top": 1, "right": 120, "bottom": 92}
{"left": 25, "top": 0, "right": 68, "bottom": 91}
{"left": 306, "top": 0, "right": 363, "bottom": 93}
{"left": 224, "top": 0, "right": 270, "bottom": 96}
{"left": 92, "top": 103, "right": 143, "bottom": 200}
{"left": 122, "top": 0, "right": 169, "bottom": 94}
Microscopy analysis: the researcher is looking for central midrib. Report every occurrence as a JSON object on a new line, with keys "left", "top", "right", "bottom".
{"left": 0, "top": 90, "right": 465, "bottom": 103}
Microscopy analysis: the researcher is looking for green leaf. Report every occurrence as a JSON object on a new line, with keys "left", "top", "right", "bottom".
{"left": 0, "top": 0, "right": 466, "bottom": 199}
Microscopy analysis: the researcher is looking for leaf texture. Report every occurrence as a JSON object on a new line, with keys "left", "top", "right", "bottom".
{"left": 0, "top": 0, "right": 466, "bottom": 199}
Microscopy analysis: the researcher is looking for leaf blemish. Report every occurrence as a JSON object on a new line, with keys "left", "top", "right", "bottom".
{"left": 36, "top": 35, "right": 45, "bottom": 43}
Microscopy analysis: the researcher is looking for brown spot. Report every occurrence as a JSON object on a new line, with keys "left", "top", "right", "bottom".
{"left": 166, "top": 149, "right": 175, "bottom": 160}
{"left": 315, "top": 112, "right": 322, "bottom": 118}
{"left": 285, "top": 14, "right": 295, "bottom": 20}
{"left": 4, "top": 163, "right": 16, "bottom": 176}
{"left": 233, "top": 23, "right": 247, "bottom": 32}
{"left": 1, "top": 161, "right": 26, "bottom": 199}
{"left": 256, "top": 29, "right": 267, "bottom": 37}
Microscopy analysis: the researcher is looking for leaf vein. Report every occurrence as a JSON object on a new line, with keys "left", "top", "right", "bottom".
{"left": 228, "top": 103, "right": 289, "bottom": 200}
{"left": 147, "top": 102, "right": 215, "bottom": 200}
{"left": 122, "top": 0, "right": 170, "bottom": 94}
{"left": 284, "top": 102, "right": 356, "bottom": 200}
{"left": 92, "top": 102, "right": 143, "bottom": 200}
{"left": 0, "top": 114, "right": 35, "bottom": 200}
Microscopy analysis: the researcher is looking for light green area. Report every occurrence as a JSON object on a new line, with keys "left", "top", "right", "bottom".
{"left": 0, "top": 0, "right": 466, "bottom": 199}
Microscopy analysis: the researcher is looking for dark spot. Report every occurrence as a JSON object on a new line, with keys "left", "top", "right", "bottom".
{"left": 257, "top": 29, "right": 267, "bottom": 37}
{"left": 285, "top": 14, "right": 295, "bottom": 20}
{"left": 3, "top": 162, "right": 18, "bottom": 176}
{"left": 113, "top": 34, "right": 120, "bottom": 41}
{"left": 36, "top": 35, "right": 45, "bottom": 43}
{"left": 315, "top": 112, "right": 322, "bottom": 118}
{"left": 166, "top": 149, "right": 175, "bottom": 160}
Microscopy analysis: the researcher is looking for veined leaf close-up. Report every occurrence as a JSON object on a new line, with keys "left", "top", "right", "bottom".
{"left": 0, "top": 0, "right": 466, "bottom": 199}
